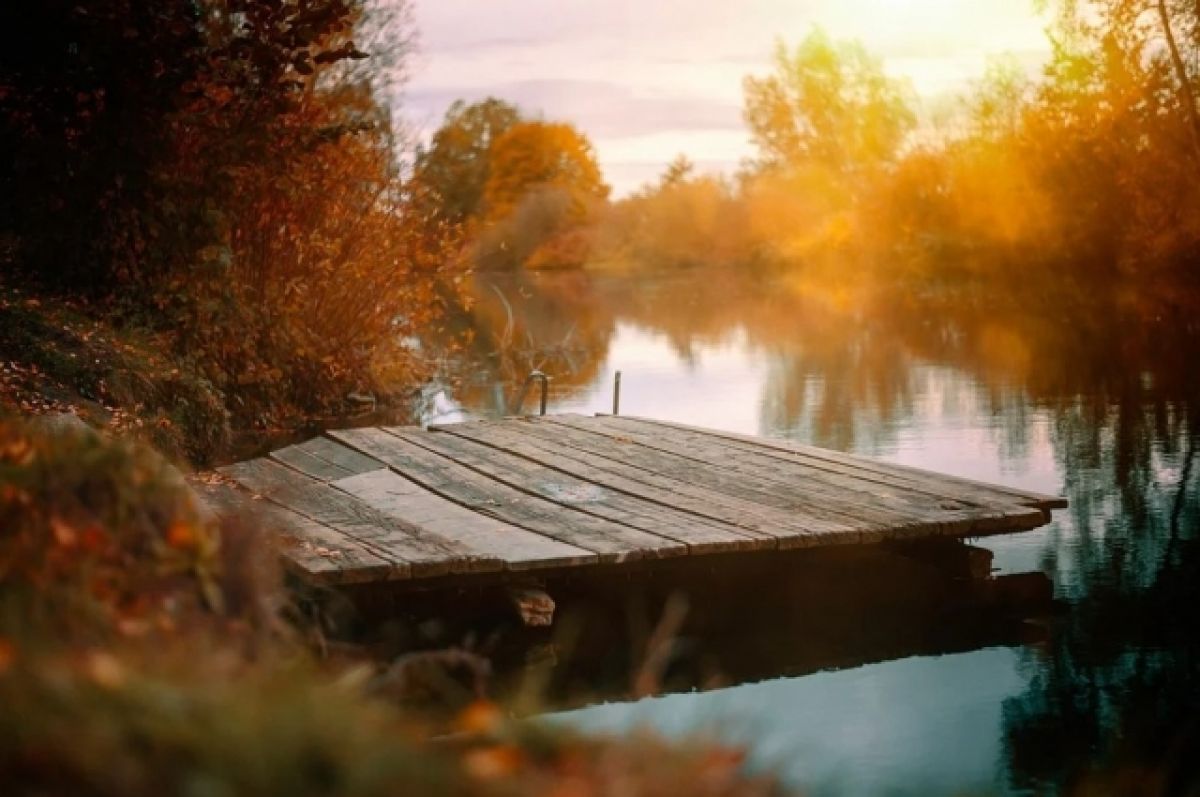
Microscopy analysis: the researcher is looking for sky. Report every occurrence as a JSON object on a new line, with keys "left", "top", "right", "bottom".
{"left": 402, "top": 1, "right": 1053, "bottom": 196}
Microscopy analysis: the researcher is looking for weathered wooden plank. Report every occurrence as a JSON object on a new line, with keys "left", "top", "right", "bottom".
{"left": 603, "top": 415, "right": 1066, "bottom": 510}
{"left": 332, "top": 468, "right": 595, "bottom": 571}
{"left": 270, "top": 443, "right": 356, "bottom": 481}
{"left": 556, "top": 415, "right": 1047, "bottom": 534}
{"left": 217, "top": 412, "right": 1064, "bottom": 589}
{"left": 535, "top": 417, "right": 1024, "bottom": 539}
{"left": 437, "top": 420, "right": 853, "bottom": 548}
{"left": 513, "top": 418, "right": 958, "bottom": 538}
{"left": 220, "top": 458, "right": 476, "bottom": 579}
{"left": 197, "top": 481, "right": 399, "bottom": 585}
{"left": 394, "top": 427, "right": 744, "bottom": 555}
{"left": 415, "top": 426, "right": 763, "bottom": 554}
{"left": 558, "top": 418, "right": 1027, "bottom": 539}
{"left": 329, "top": 427, "right": 674, "bottom": 563}
{"left": 296, "top": 434, "right": 385, "bottom": 476}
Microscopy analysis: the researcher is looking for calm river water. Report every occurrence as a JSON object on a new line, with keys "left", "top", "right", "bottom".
{"left": 424, "top": 268, "right": 1199, "bottom": 795}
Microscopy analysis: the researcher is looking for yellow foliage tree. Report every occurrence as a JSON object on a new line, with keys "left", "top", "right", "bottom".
{"left": 482, "top": 122, "right": 609, "bottom": 222}
{"left": 743, "top": 29, "right": 915, "bottom": 177}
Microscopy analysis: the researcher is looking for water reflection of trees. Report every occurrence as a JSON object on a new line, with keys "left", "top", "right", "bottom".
{"left": 1001, "top": 373, "right": 1199, "bottom": 792}
{"left": 442, "top": 271, "right": 616, "bottom": 414}
{"left": 444, "top": 267, "right": 1200, "bottom": 788}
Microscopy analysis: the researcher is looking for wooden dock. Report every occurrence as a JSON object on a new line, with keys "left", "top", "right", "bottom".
{"left": 215, "top": 414, "right": 1067, "bottom": 587}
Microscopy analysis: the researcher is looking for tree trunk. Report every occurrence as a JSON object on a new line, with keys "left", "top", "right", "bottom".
{"left": 1156, "top": 0, "right": 1200, "bottom": 162}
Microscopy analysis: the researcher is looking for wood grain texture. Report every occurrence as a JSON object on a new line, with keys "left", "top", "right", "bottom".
{"left": 552, "top": 415, "right": 1049, "bottom": 533}
{"left": 477, "top": 417, "right": 1043, "bottom": 543}
{"left": 220, "top": 457, "right": 473, "bottom": 579}
{"left": 332, "top": 467, "right": 595, "bottom": 571}
{"left": 416, "top": 425, "right": 759, "bottom": 554}
{"left": 329, "top": 427, "right": 672, "bottom": 563}
{"left": 598, "top": 415, "right": 1066, "bottom": 509}
{"left": 196, "top": 480, "right": 397, "bottom": 584}
{"left": 270, "top": 443, "right": 356, "bottom": 481}
{"left": 298, "top": 435, "right": 386, "bottom": 476}
{"left": 437, "top": 420, "right": 811, "bottom": 546}
{"left": 219, "top": 414, "right": 1065, "bottom": 586}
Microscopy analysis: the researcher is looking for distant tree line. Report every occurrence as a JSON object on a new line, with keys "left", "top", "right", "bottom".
{"left": 408, "top": 6, "right": 1200, "bottom": 316}
{"left": 588, "top": 6, "right": 1200, "bottom": 311}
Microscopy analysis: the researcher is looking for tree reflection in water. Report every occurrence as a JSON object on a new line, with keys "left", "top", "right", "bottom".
{"left": 434, "top": 268, "right": 1200, "bottom": 790}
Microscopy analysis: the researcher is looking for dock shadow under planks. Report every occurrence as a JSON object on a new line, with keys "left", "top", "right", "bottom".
{"left": 211, "top": 414, "right": 1067, "bottom": 587}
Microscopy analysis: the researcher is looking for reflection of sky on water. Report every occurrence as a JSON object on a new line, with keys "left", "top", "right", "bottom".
{"left": 438, "top": 321, "right": 1058, "bottom": 489}
{"left": 507, "top": 320, "right": 1060, "bottom": 795}
{"left": 429, "top": 273, "right": 1198, "bottom": 793}
{"left": 433, "top": 317, "right": 1069, "bottom": 584}
{"left": 548, "top": 324, "right": 768, "bottom": 434}
{"left": 552, "top": 647, "right": 1026, "bottom": 796}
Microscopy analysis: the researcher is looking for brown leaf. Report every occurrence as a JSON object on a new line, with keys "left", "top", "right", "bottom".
{"left": 50, "top": 516, "right": 78, "bottom": 548}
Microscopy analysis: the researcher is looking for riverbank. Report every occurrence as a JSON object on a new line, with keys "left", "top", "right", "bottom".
{"left": 0, "top": 407, "right": 785, "bottom": 796}
{"left": 0, "top": 281, "right": 432, "bottom": 468}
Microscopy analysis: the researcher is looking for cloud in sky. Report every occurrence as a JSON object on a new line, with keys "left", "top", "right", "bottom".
{"left": 402, "top": 0, "right": 1051, "bottom": 195}
{"left": 406, "top": 79, "right": 744, "bottom": 139}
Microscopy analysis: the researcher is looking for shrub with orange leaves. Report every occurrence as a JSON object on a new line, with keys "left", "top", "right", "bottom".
{"left": 3, "top": 1, "right": 462, "bottom": 440}
{"left": 0, "top": 416, "right": 278, "bottom": 643}
{"left": 147, "top": 0, "right": 462, "bottom": 430}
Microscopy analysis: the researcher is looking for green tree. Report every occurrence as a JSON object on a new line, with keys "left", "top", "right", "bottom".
{"left": 742, "top": 29, "right": 915, "bottom": 175}
{"left": 410, "top": 98, "right": 522, "bottom": 225}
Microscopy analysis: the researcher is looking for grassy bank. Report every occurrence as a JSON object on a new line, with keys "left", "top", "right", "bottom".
{"left": 0, "top": 281, "right": 436, "bottom": 468}
{"left": 0, "top": 284, "right": 230, "bottom": 465}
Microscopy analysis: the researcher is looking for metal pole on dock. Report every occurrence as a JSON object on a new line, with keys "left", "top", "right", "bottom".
{"left": 612, "top": 370, "right": 622, "bottom": 416}
{"left": 514, "top": 370, "right": 550, "bottom": 416}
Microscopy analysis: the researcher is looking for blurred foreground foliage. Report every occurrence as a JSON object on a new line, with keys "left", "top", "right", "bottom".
{"left": 0, "top": 417, "right": 784, "bottom": 796}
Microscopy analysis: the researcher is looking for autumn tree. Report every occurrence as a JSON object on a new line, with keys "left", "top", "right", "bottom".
{"left": 411, "top": 97, "right": 522, "bottom": 225}
{"left": 482, "top": 121, "right": 609, "bottom": 221}
{"left": 742, "top": 29, "right": 915, "bottom": 176}
{"left": 1020, "top": 0, "right": 1200, "bottom": 276}
{"left": 465, "top": 121, "right": 609, "bottom": 270}
{"left": 1, "top": 1, "right": 459, "bottom": 445}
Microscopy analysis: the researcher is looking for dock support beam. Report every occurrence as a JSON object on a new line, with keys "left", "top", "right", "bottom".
{"left": 507, "top": 586, "right": 555, "bottom": 627}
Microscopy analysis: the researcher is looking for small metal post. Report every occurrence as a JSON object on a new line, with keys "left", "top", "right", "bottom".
{"left": 612, "top": 370, "right": 622, "bottom": 416}
{"left": 512, "top": 370, "right": 550, "bottom": 416}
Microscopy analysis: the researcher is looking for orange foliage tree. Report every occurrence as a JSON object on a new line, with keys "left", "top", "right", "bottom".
{"left": 410, "top": 98, "right": 523, "bottom": 226}
{"left": 2, "top": 1, "right": 459, "bottom": 440}
{"left": 482, "top": 122, "right": 609, "bottom": 220}
{"left": 469, "top": 121, "right": 609, "bottom": 270}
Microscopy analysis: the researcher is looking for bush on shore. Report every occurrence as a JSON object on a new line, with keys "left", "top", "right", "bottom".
{"left": 0, "top": 2, "right": 460, "bottom": 460}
